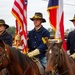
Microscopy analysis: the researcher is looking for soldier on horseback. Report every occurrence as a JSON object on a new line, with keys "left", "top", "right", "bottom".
{"left": 67, "top": 14, "right": 75, "bottom": 58}
{"left": 27, "top": 12, "right": 50, "bottom": 75}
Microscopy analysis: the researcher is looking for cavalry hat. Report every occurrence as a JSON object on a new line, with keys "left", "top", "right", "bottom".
{"left": 0, "top": 19, "right": 9, "bottom": 29}
{"left": 70, "top": 14, "right": 75, "bottom": 22}
{"left": 30, "top": 12, "right": 46, "bottom": 23}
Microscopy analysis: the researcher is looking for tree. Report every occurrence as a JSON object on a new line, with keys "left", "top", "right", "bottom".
{"left": 48, "top": 28, "right": 55, "bottom": 35}
{"left": 6, "top": 26, "right": 16, "bottom": 36}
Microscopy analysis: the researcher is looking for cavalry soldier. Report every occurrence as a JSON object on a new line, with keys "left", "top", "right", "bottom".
{"left": 0, "top": 19, "right": 13, "bottom": 46}
{"left": 27, "top": 12, "right": 50, "bottom": 75}
{"left": 0, "top": 19, "right": 13, "bottom": 75}
{"left": 67, "top": 14, "right": 75, "bottom": 55}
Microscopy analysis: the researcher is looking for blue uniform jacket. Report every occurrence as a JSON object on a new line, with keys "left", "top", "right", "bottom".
{"left": 0, "top": 31, "right": 13, "bottom": 46}
{"left": 28, "top": 26, "right": 50, "bottom": 58}
{"left": 67, "top": 30, "right": 75, "bottom": 54}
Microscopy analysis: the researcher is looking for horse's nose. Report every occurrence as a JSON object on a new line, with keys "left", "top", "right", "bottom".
{"left": 45, "top": 71, "right": 52, "bottom": 75}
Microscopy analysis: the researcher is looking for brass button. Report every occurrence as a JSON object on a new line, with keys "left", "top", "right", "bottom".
{"left": 34, "top": 46, "right": 35, "bottom": 48}
{"left": 34, "top": 36, "right": 36, "bottom": 38}
{"left": 34, "top": 42, "right": 36, "bottom": 43}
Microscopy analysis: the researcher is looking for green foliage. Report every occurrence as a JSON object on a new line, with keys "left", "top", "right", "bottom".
{"left": 6, "top": 26, "right": 16, "bottom": 36}
{"left": 48, "top": 28, "right": 55, "bottom": 35}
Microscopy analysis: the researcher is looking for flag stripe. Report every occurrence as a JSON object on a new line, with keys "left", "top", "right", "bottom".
{"left": 13, "top": 5, "right": 23, "bottom": 21}
{"left": 12, "top": 9, "right": 23, "bottom": 26}
{"left": 14, "top": 1, "right": 23, "bottom": 15}
{"left": 60, "top": 12, "right": 64, "bottom": 40}
{"left": 48, "top": 8, "right": 57, "bottom": 31}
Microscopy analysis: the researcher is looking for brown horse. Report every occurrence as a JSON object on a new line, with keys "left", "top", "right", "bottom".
{"left": 0, "top": 72, "right": 3, "bottom": 75}
{"left": 45, "top": 40, "right": 75, "bottom": 75}
{"left": 0, "top": 39, "right": 40, "bottom": 75}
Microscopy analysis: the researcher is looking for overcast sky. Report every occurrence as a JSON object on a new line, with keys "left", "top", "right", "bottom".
{"left": 0, "top": 0, "right": 75, "bottom": 31}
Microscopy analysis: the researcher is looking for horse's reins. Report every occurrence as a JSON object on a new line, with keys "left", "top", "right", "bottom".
{"left": 0, "top": 46, "right": 9, "bottom": 67}
{"left": 54, "top": 48, "right": 75, "bottom": 75}
{"left": 23, "top": 55, "right": 36, "bottom": 75}
{"left": 22, "top": 54, "right": 30, "bottom": 75}
{"left": 53, "top": 47, "right": 61, "bottom": 74}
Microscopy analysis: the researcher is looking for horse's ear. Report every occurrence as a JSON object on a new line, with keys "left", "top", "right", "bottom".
{"left": 56, "top": 40, "right": 63, "bottom": 48}
{"left": 0, "top": 39, "right": 5, "bottom": 48}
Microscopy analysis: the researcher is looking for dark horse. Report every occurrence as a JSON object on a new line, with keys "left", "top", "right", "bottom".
{"left": 0, "top": 39, "right": 40, "bottom": 75}
{"left": 45, "top": 40, "right": 75, "bottom": 75}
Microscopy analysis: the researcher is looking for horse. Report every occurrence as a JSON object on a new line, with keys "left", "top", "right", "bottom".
{"left": 0, "top": 72, "right": 3, "bottom": 75}
{"left": 0, "top": 39, "right": 40, "bottom": 75}
{"left": 45, "top": 40, "right": 75, "bottom": 75}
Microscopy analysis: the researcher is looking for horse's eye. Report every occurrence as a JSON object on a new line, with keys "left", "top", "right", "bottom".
{"left": 0, "top": 52, "right": 2, "bottom": 56}
{"left": 46, "top": 57, "right": 48, "bottom": 61}
{"left": 46, "top": 56, "right": 48, "bottom": 61}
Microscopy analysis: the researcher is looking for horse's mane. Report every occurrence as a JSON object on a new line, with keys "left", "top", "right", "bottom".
{"left": 61, "top": 48, "right": 73, "bottom": 66}
{"left": 8, "top": 47, "right": 32, "bottom": 70}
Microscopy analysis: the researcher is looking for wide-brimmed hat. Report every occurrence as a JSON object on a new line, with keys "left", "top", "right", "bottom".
{"left": 30, "top": 12, "right": 46, "bottom": 23}
{"left": 70, "top": 14, "right": 75, "bottom": 22}
{"left": 0, "top": 19, "right": 9, "bottom": 29}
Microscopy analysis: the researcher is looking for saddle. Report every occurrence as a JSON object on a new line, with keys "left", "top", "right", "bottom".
{"left": 32, "top": 57, "right": 45, "bottom": 75}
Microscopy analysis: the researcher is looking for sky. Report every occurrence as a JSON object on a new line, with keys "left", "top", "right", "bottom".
{"left": 0, "top": 0, "right": 75, "bottom": 31}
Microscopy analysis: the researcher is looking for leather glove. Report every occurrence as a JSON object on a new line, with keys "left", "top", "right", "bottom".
{"left": 27, "top": 49, "right": 40, "bottom": 58}
{"left": 70, "top": 53, "right": 75, "bottom": 59}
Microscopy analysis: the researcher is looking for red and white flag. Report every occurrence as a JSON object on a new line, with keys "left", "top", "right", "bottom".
{"left": 47, "top": 0, "right": 67, "bottom": 50}
{"left": 12, "top": 0, "right": 28, "bottom": 53}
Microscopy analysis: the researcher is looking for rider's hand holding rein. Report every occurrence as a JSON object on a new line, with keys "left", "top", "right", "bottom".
{"left": 27, "top": 49, "right": 40, "bottom": 58}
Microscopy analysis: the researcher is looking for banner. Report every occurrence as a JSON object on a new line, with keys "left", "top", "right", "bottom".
{"left": 47, "top": 0, "right": 67, "bottom": 50}
{"left": 12, "top": 0, "right": 28, "bottom": 53}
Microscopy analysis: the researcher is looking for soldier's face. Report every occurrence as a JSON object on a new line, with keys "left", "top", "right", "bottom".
{"left": 73, "top": 21, "right": 75, "bottom": 26}
{"left": 0, "top": 25, "right": 6, "bottom": 33}
{"left": 33, "top": 19, "right": 42, "bottom": 27}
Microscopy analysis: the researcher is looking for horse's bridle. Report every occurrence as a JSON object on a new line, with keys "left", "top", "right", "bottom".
{"left": 23, "top": 56, "right": 36, "bottom": 75}
{"left": 53, "top": 48, "right": 62, "bottom": 75}
{"left": 53, "top": 48, "right": 75, "bottom": 75}
{"left": 0, "top": 46, "right": 9, "bottom": 67}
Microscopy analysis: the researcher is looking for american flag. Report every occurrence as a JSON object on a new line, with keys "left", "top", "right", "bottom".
{"left": 12, "top": 0, "right": 28, "bottom": 53}
{"left": 47, "top": 0, "right": 67, "bottom": 50}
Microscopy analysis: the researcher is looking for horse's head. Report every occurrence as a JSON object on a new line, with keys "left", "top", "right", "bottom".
{"left": 0, "top": 39, "right": 10, "bottom": 70}
{"left": 45, "top": 39, "right": 63, "bottom": 75}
